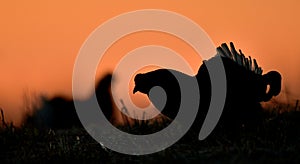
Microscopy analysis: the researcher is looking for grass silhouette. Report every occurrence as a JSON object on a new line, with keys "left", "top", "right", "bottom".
{"left": 1, "top": 100, "right": 300, "bottom": 163}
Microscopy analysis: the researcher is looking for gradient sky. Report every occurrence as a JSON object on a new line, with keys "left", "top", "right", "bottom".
{"left": 1, "top": 0, "right": 300, "bottom": 125}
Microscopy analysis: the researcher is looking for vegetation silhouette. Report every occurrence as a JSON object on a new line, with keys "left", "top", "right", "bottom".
{"left": 133, "top": 42, "right": 282, "bottom": 138}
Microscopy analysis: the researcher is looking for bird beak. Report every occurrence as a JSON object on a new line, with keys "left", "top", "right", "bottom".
{"left": 133, "top": 86, "right": 138, "bottom": 94}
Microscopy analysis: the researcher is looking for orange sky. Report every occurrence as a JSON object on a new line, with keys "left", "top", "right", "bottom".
{"left": 0, "top": 0, "right": 300, "bottom": 125}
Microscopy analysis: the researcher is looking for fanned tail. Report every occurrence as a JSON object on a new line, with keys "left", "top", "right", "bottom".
{"left": 217, "top": 42, "right": 263, "bottom": 75}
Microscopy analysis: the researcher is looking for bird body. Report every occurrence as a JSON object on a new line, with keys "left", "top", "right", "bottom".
{"left": 133, "top": 42, "right": 282, "bottom": 136}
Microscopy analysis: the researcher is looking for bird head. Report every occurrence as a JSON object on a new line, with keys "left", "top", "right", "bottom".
{"left": 133, "top": 73, "right": 153, "bottom": 94}
{"left": 133, "top": 69, "right": 178, "bottom": 95}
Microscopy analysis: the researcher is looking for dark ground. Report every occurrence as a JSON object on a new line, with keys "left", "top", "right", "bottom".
{"left": 1, "top": 102, "right": 300, "bottom": 164}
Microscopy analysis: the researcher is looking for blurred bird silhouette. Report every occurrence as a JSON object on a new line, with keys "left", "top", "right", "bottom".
{"left": 25, "top": 73, "right": 114, "bottom": 129}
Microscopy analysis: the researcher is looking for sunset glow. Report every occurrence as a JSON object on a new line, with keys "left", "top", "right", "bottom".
{"left": 1, "top": 0, "right": 300, "bottom": 125}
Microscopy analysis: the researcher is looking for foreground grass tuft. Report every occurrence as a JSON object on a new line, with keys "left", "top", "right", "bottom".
{"left": 1, "top": 104, "right": 300, "bottom": 163}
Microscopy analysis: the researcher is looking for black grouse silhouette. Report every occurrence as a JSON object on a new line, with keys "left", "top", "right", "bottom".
{"left": 133, "top": 42, "right": 282, "bottom": 136}
{"left": 25, "top": 73, "right": 114, "bottom": 129}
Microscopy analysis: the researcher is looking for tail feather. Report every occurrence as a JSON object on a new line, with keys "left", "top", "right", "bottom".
{"left": 217, "top": 42, "right": 263, "bottom": 75}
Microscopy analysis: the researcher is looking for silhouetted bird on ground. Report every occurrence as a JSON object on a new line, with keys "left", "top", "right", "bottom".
{"left": 25, "top": 73, "right": 114, "bottom": 129}
{"left": 133, "top": 42, "right": 282, "bottom": 136}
